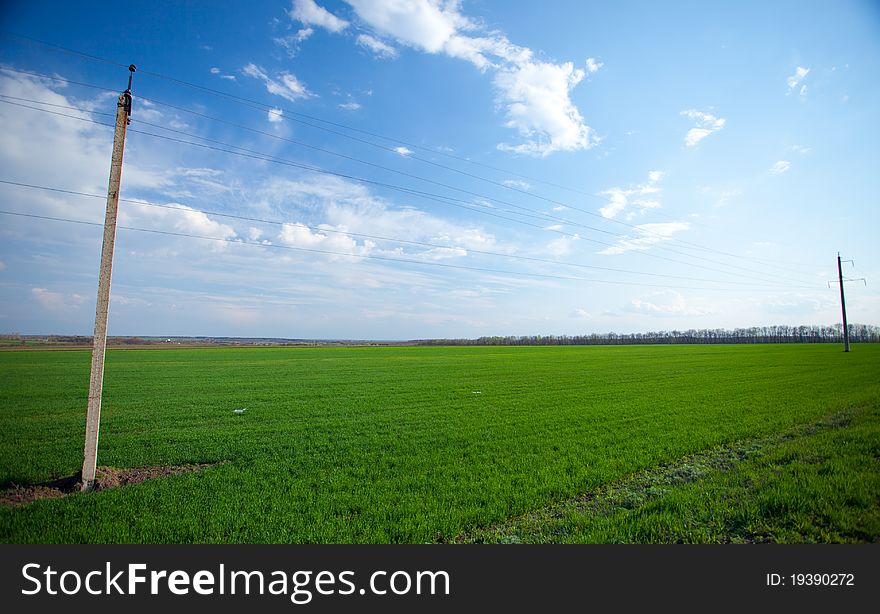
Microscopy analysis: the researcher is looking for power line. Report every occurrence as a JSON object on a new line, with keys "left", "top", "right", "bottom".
{"left": 0, "top": 97, "right": 819, "bottom": 287}
{"left": 136, "top": 93, "right": 825, "bottom": 279}
{"left": 0, "top": 178, "right": 815, "bottom": 289}
{"left": 1, "top": 50, "right": 825, "bottom": 277}
{"left": 1, "top": 62, "right": 824, "bottom": 282}
{"left": 0, "top": 209, "right": 818, "bottom": 292}
{"left": 127, "top": 126, "right": 819, "bottom": 287}
{"left": 0, "top": 93, "right": 115, "bottom": 117}
{"left": 0, "top": 65, "right": 120, "bottom": 95}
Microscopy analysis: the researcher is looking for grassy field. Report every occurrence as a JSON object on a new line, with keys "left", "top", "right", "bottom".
{"left": 0, "top": 344, "right": 878, "bottom": 543}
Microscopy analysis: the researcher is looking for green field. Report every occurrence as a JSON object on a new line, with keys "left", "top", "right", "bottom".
{"left": 1, "top": 344, "right": 878, "bottom": 543}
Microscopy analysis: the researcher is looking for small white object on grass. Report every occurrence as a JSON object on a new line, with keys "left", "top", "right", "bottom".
{"left": 233, "top": 408, "right": 247, "bottom": 414}
{"left": 472, "top": 391, "right": 481, "bottom": 394}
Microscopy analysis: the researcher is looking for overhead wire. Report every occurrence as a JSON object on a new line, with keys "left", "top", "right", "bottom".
{"left": 0, "top": 60, "right": 823, "bottom": 281}
{"left": 0, "top": 178, "right": 816, "bottom": 289}
{"left": 0, "top": 209, "right": 819, "bottom": 292}
{"left": 0, "top": 96, "right": 820, "bottom": 288}
{"left": 0, "top": 47, "right": 825, "bottom": 275}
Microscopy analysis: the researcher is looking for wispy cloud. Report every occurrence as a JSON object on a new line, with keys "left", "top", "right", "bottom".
{"left": 32, "top": 287, "right": 86, "bottom": 312}
{"left": 769, "top": 160, "right": 791, "bottom": 175}
{"left": 393, "top": 146, "right": 413, "bottom": 156}
{"left": 599, "top": 222, "right": 690, "bottom": 255}
{"left": 356, "top": 34, "right": 398, "bottom": 59}
{"left": 338, "top": 101, "right": 362, "bottom": 111}
{"left": 274, "top": 28, "right": 315, "bottom": 57}
{"left": 268, "top": 107, "right": 284, "bottom": 123}
{"left": 680, "top": 109, "right": 725, "bottom": 147}
{"left": 629, "top": 290, "right": 710, "bottom": 317}
{"left": 209, "top": 67, "right": 236, "bottom": 81}
{"left": 546, "top": 233, "right": 580, "bottom": 258}
{"left": 787, "top": 66, "right": 809, "bottom": 96}
{"left": 502, "top": 179, "right": 531, "bottom": 191}
{"left": 715, "top": 188, "right": 741, "bottom": 208}
{"left": 289, "top": 0, "right": 349, "bottom": 33}
{"left": 242, "top": 63, "right": 313, "bottom": 101}
{"left": 585, "top": 57, "right": 603, "bottom": 74}
{"left": 599, "top": 171, "right": 664, "bottom": 220}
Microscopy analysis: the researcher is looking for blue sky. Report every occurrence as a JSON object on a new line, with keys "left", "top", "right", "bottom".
{"left": 0, "top": 0, "right": 878, "bottom": 339}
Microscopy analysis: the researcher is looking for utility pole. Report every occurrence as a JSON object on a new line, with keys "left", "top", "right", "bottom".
{"left": 837, "top": 254, "right": 850, "bottom": 352}
{"left": 829, "top": 254, "right": 866, "bottom": 354}
{"left": 81, "top": 65, "right": 135, "bottom": 492}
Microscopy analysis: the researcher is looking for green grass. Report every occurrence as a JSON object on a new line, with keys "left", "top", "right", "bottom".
{"left": 462, "top": 405, "right": 880, "bottom": 543}
{"left": 1, "top": 344, "right": 878, "bottom": 543}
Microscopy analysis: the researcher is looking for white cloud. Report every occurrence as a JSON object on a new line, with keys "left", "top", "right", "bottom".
{"left": 279, "top": 222, "right": 376, "bottom": 262}
{"left": 762, "top": 293, "right": 835, "bottom": 314}
{"left": 173, "top": 209, "right": 237, "bottom": 240}
{"left": 356, "top": 34, "right": 398, "bottom": 59}
{"left": 585, "top": 57, "right": 603, "bottom": 74}
{"left": 599, "top": 222, "right": 690, "bottom": 255}
{"left": 787, "top": 66, "right": 809, "bottom": 95}
{"left": 274, "top": 28, "right": 315, "bottom": 56}
{"left": 769, "top": 160, "right": 791, "bottom": 175}
{"left": 393, "top": 146, "right": 413, "bottom": 156}
{"left": 342, "top": 0, "right": 594, "bottom": 156}
{"left": 546, "top": 233, "right": 580, "bottom": 258}
{"left": 258, "top": 175, "right": 499, "bottom": 256}
{"left": 338, "top": 101, "right": 362, "bottom": 111}
{"left": 791, "top": 145, "right": 811, "bottom": 154}
{"left": 209, "top": 67, "right": 236, "bottom": 81}
{"left": 121, "top": 201, "right": 237, "bottom": 252}
{"left": 680, "top": 109, "right": 725, "bottom": 147}
{"left": 494, "top": 60, "right": 595, "bottom": 156}
{"left": 242, "top": 63, "right": 313, "bottom": 101}
{"left": 571, "top": 308, "right": 591, "bottom": 319}
{"left": 290, "top": 0, "right": 349, "bottom": 33}
{"left": 502, "top": 179, "right": 531, "bottom": 191}
{"left": 268, "top": 107, "right": 284, "bottom": 123}
{"left": 630, "top": 290, "right": 710, "bottom": 317}
{"left": 416, "top": 246, "right": 468, "bottom": 261}
{"left": 599, "top": 171, "right": 664, "bottom": 219}
{"left": 0, "top": 71, "right": 116, "bottom": 202}
{"left": 32, "top": 287, "right": 86, "bottom": 312}
{"left": 0, "top": 261, "right": 6, "bottom": 271}
{"left": 345, "top": 0, "right": 457, "bottom": 53}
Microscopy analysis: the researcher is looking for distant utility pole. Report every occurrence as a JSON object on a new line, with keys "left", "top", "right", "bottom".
{"left": 829, "top": 253, "right": 866, "bottom": 354}
{"left": 81, "top": 65, "right": 135, "bottom": 492}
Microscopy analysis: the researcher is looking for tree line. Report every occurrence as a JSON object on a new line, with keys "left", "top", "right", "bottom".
{"left": 415, "top": 323, "right": 880, "bottom": 346}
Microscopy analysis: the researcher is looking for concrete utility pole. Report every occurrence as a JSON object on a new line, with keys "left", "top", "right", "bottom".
{"left": 82, "top": 65, "right": 135, "bottom": 492}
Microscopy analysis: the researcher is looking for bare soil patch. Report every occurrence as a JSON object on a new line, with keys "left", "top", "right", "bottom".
{"left": 0, "top": 464, "right": 215, "bottom": 507}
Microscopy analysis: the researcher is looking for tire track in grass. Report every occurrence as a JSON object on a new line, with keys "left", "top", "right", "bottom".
{"left": 455, "top": 406, "right": 875, "bottom": 543}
